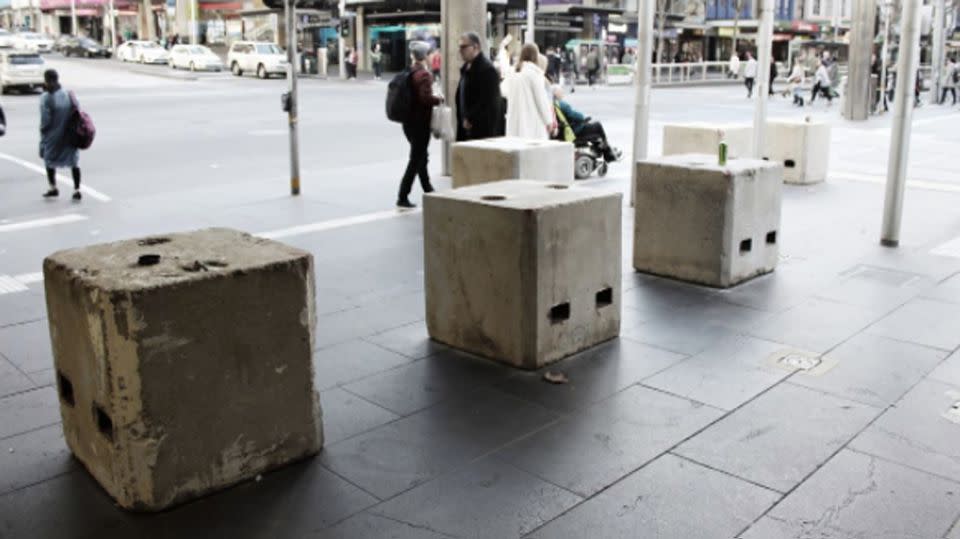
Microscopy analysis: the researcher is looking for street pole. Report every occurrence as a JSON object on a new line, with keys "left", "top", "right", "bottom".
{"left": 880, "top": 0, "right": 922, "bottom": 247}
{"left": 879, "top": 0, "right": 891, "bottom": 112}
{"left": 71, "top": 0, "right": 77, "bottom": 35}
{"left": 191, "top": 0, "right": 198, "bottom": 44}
{"left": 631, "top": 0, "right": 654, "bottom": 207}
{"left": 930, "top": 0, "right": 945, "bottom": 104}
{"left": 843, "top": 0, "right": 876, "bottom": 120}
{"left": 526, "top": 0, "right": 535, "bottom": 44}
{"left": 338, "top": 0, "right": 346, "bottom": 80}
{"left": 285, "top": 0, "right": 300, "bottom": 195}
{"left": 832, "top": 0, "right": 841, "bottom": 41}
{"left": 108, "top": 0, "right": 116, "bottom": 48}
{"left": 751, "top": 0, "right": 773, "bottom": 158}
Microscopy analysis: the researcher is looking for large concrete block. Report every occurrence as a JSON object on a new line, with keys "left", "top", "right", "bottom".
{"left": 662, "top": 123, "right": 752, "bottom": 159}
{"left": 633, "top": 154, "right": 783, "bottom": 288}
{"left": 424, "top": 180, "right": 621, "bottom": 369}
{"left": 43, "top": 228, "right": 322, "bottom": 511}
{"left": 763, "top": 118, "right": 831, "bottom": 185}
{"left": 451, "top": 137, "right": 575, "bottom": 189}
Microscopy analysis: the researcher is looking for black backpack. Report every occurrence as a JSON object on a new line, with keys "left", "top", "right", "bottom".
{"left": 386, "top": 69, "right": 413, "bottom": 123}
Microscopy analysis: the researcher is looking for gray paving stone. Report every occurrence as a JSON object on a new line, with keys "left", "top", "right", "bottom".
{"left": 849, "top": 379, "right": 960, "bottom": 482}
{"left": 643, "top": 335, "right": 793, "bottom": 411}
{"left": 713, "top": 269, "right": 819, "bottom": 313}
{"left": 314, "top": 291, "right": 426, "bottom": 349}
{"left": 930, "top": 349, "right": 960, "bottom": 387}
{"left": 342, "top": 349, "right": 514, "bottom": 416}
{"left": 747, "top": 298, "right": 884, "bottom": 353}
{"left": 866, "top": 298, "right": 960, "bottom": 351}
{"left": 320, "top": 387, "right": 558, "bottom": 500}
{"left": 0, "top": 319, "right": 54, "bottom": 374}
{"left": 622, "top": 315, "right": 740, "bottom": 356}
{"left": 790, "top": 333, "right": 948, "bottom": 408}
{"left": 25, "top": 368, "right": 55, "bottom": 389}
{"left": 922, "top": 272, "right": 960, "bottom": 304}
{"left": 813, "top": 266, "right": 934, "bottom": 312}
{"left": 313, "top": 338, "right": 414, "bottom": 391}
{"left": 949, "top": 517, "right": 960, "bottom": 539}
{"left": 320, "top": 513, "right": 455, "bottom": 539}
{"left": 527, "top": 453, "right": 780, "bottom": 539}
{"left": 739, "top": 450, "right": 960, "bottom": 539}
{"left": 667, "top": 297, "right": 774, "bottom": 332}
{"left": 493, "top": 337, "right": 687, "bottom": 413}
{"left": 0, "top": 354, "right": 35, "bottom": 398}
{"left": 497, "top": 385, "right": 723, "bottom": 497}
{"left": 0, "top": 291, "right": 47, "bottom": 329}
{"left": 320, "top": 388, "right": 400, "bottom": 445}
{"left": 621, "top": 277, "right": 717, "bottom": 319}
{"left": 362, "top": 321, "right": 445, "bottom": 360}
{"left": 675, "top": 383, "right": 880, "bottom": 492}
{"left": 372, "top": 456, "right": 582, "bottom": 539}
{"left": 0, "top": 424, "right": 75, "bottom": 495}
{"left": 0, "top": 387, "right": 61, "bottom": 440}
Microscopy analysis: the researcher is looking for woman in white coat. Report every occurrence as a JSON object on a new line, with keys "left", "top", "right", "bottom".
{"left": 502, "top": 43, "right": 555, "bottom": 140}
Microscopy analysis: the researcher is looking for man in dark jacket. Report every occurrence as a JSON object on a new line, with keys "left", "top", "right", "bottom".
{"left": 455, "top": 31, "right": 502, "bottom": 141}
{"left": 397, "top": 42, "right": 442, "bottom": 209}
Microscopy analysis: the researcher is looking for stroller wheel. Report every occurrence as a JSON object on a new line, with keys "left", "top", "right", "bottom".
{"left": 597, "top": 162, "right": 609, "bottom": 177}
{"left": 574, "top": 154, "right": 595, "bottom": 180}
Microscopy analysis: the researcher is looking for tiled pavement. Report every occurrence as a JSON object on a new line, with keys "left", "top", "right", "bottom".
{"left": 2, "top": 177, "right": 960, "bottom": 538}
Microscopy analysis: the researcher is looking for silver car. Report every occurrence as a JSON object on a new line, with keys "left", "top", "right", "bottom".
{"left": 0, "top": 51, "right": 45, "bottom": 94}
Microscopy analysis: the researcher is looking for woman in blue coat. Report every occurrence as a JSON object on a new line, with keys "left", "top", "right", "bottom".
{"left": 39, "top": 69, "right": 82, "bottom": 201}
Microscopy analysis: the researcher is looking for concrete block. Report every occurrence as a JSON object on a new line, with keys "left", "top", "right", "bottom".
{"left": 43, "top": 228, "right": 322, "bottom": 511}
{"left": 763, "top": 118, "right": 831, "bottom": 185}
{"left": 451, "top": 137, "right": 575, "bottom": 189}
{"left": 424, "top": 180, "right": 621, "bottom": 369}
{"left": 633, "top": 154, "right": 783, "bottom": 288}
{"left": 662, "top": 123, "right": 752, "bottom": 159}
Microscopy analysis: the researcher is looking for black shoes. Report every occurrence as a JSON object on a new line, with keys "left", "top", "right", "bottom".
{"left": 72, "top": 191, "right": 82, "bottom": 201}
{"left": 397, "top": 199, "right": 417, "bottom": 209}
{"left": 43, "top": 188, "right": 59, "bottom": 198}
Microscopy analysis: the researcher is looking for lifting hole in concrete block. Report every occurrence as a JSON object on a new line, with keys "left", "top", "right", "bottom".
{"left": 596, "top": 287, "right": 613, "bottom": 308}
{"left": 766, "top": 231, "right": 777, "bottom": 244}
{"left": 784, "top": 159, "right": 796, "bottom": 168}
{"left": 482, "top": 195, "right": 507, "bottom": 201}
{"left": 57, "top": 372, "right": 74, "bottom": 407}
{"left": 94, "top": 405, "right": 114, "bottom": 441}
{"left": 740, "top": 238, "right": 753, "bottom": 254}
{"left": 137, "top": 254, "right": 161, "bottom": 266}
{"left": 549, "top": 302, "right": 571, "bottom": 324}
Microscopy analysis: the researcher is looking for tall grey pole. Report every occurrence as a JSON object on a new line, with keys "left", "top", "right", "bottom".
{"left": 879, "top": 0, "right": 891, "bottom": 113}
{"left": 71, "top": 0, "right": 77, "bottom": 35}
{"left": 440, "top": 0, "right": 487, "bottom": 177}
{"left": 108, "top": 0, "right": 116, "bottom": 48}
{"left": 630, "top": 0, "right": 654, "bottom": 207}
{"left": 338, "top": 0, "right": 346, "bottom": 79}
{"left": 751, "top": 0, "right": 774, "bottom": 158}
{"left": 526, "top": 0, "right": 535, "bottom": 44}
{"left": 190, "top": 0, "right": 198, "bottom": 44}
{"left": 832, "top": 0, "right": 842, "bottom": 40}
{"left": 880, "top": 0, "right": 922, "bottom": 247}
{"left": 930, "top": 0, "right": 946, "bottom": 104}
{"left": 843, "top": 0, "right": 877, "bottom": 120}
{"left": 285, "top": 0, "right": 300, "bottom": 195}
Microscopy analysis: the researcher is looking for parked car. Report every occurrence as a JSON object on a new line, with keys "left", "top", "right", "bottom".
{"left": 53, "top": 34, "right": 74, "bottom": 52}
{"left": 169, "top": 44, "right": 223, "bottom": 71}
{"left": 227, "top": 41, "right": 288, "bottom": 79}
{"left": 117, "top": 40, "right": 169, "bottom": 64}
{"left": 62, "top": 37, "right": 111, "bottom": 58}
{"left": 0, "top": 29, "right": 15, "bottom": 49}
{"left": 13, "top": 32, "right": 54, "bottom": 53}
{"left": 0, "top": 50, "right": 45, "bottom": 93}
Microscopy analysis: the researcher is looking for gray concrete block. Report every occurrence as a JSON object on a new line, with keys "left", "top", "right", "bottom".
{"left": 763, "top": 118, "right": 831, "bottom": 185}
{"left": 42, "top": 228, "right": 322, "bottom": 511}
{"left": 451, "top": 137, "right": 574, "bottom": 188}
{"left": 424, "top": 180, "right": 622, "bottom": 369}
{"left": 633, "top": 154, "right": 783, "bottom": 288}
{"left": 661, "top": 122, "right": 752, "bottom": 159}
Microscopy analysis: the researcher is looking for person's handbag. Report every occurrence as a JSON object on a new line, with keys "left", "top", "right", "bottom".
{"left": 430, "top": 104, "right": 454, "bottom": 141}
{"left": 67, "top": 92, "right": 95, "bottom": 150}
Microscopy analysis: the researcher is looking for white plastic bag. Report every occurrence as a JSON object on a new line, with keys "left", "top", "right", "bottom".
{"left": 430, "top": 104, "right": 454, "bottom": 141}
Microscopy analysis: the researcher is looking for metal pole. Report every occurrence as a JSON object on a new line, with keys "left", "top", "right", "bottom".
{"left": 833, "top": 0, "right": 842, "bottom": 41}
{"left": 71, "top": 0, "right": 77, "bottom": 35}
{"left": 108, "top": 0, "right": 116, "bottom": 48}
{"left": 843, "top": 0, "right": 876, "bottom": 120}
{"left": 879, "top": 0, "right": 890, "bottom": 112}
{"left": 752, "top": 0, "right": 774, "bottom": 158}
{"left": 930, "top": 0, "right": 945, "bottom": 104}
{"left": 338, "top": 0, "right": 346, "bottom": 79}
{"left": 285, "top": 0, "right": 300, "bottom": 196}
{"left": 191, "top": 0, "right": 198, "bottom": 44}
{"left": 880, "top": 0, "right": 922, "bottom": 247}
{"left": 631, "top": 0, "right": 655, "bottom": 207}
{"left": 526, "top": 0, "right": 535, "bottom": 44}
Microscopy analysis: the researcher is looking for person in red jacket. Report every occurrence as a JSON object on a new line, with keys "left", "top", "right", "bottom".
{"left": 397, "top": 41, "right": 443, "bottom": 208}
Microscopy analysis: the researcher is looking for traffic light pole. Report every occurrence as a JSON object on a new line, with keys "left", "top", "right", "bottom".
{"left": 285, "top": 0, "right": 301, "bottom": 195}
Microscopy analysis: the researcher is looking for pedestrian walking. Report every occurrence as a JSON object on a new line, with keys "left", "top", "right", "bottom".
{"left": 768, "top": 57, "right": 777, "bottom": 96}
{"left": 455, "top": 31, "right": 502, "bottom": 142}
{"left": 546, "top": 46, "right": 562, "bottom": 82}
{"left": 371, "top": 43, "right": 384, "bottom": 80}
{"left": 430, "top": 49, "right": 442, "bottom": 81}
{"left": 787, "top": 61, "right": 806, "bottom": 106}
{"left": 743, "top": 51, "right": 757, "bottom": 98}
{"left": 396, "top": 42, "right": 442, "bottom": 209}
{"left": 810, "top": 59, "right": 832, "bottom": 105}
{"left": 939, "top": 57, "right": 957, "bottom": 105}
{"left": 345, "top": 47, "right": 358, "bottom": 79}
{"left": 586, "top": 46, "right": 601, "bottom": 87}
{"left": 39, "top": 69, "right": 82, "bottom": 201}
{"left": 622, "top": 48, "right": 636, "bottom": 67}
{"left": 728, "top": 52, "right": 741, "bottom": 79}
{"left": 501, "top": 43, "right": 555, "bottom": 140}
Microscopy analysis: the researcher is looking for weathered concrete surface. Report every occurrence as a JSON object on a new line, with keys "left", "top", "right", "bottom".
{"left": 662, "top": 123, "right": 752, "bottom": 160}
{"left": 42, "top": 228, "right": 322, "bottom": 511}
{"left": 634, "top": 154, "right": 783, "bottom": 288}
{"left": 451, "top": 137, "right": 575, "bottom": 189}
{"left": 424, "top": 180, "right": 621, "bottom": 369}
{"left": 763, "top": 118, "right": 831, "bottom": 185}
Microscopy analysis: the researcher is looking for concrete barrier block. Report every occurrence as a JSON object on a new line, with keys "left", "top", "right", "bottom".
{"left": 43, "top": 228, "right": 322, "bottom": 511}
{"left": 763, "top": 118, "right": 831, "bottom": 185}
{"left": 424, "top": 180, "right": 621, "bottom": 369}
{"left": 451, "top": 137, "right": 575, "bottom": 189}
{"left": 662, "top": 123, "right": 752, "bottom": 159}
{"left": 634, "top": 154, "right": 783, "bottom": 288}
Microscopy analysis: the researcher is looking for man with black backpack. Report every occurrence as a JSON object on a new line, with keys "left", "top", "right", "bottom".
{"left": 39, "top": 69, "right": 84, "bottom": 201}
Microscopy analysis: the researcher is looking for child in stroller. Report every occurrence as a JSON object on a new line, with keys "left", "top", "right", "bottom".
{"left": 551, "top": 86, "right": 622, "bottom": 179}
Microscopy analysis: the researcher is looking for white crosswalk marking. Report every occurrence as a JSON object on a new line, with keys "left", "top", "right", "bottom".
{"left": 0, "top": 214, "right": 88, "bottom": 233}
{"left": 0, "top": 275, "right": 29, "bottom": 294}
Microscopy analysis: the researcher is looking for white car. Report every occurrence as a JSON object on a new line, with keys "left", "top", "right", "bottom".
{"left": 169, "top": 44, "right": 223, "bottom": 72}
{"left": 227, "top": 41, "right": 288, "bottom": 79}
{"left": 0, "top": 29, "right": 15, "bottom": 48}
{"left": 13, "top": 32, "right": 54, "bottom": 53}
{"left": 117, "top": 41, "right": 169, "bottom": 64}
{"left": 0, "top": 51, "right": 45, "bottom": 93}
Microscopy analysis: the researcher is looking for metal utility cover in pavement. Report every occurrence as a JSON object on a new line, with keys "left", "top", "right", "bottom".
{"left": 840, "top": 265, "right": 922, "bottom": 287}
{"left": 769, "top": 349, "right": 838, "bottom": 376}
